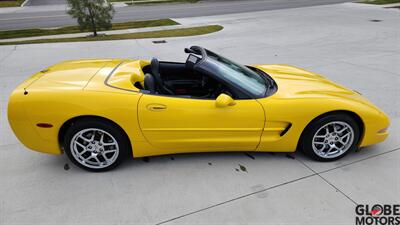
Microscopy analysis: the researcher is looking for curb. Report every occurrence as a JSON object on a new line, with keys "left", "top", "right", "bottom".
{"left": 0, "top": 23, "right": 219, "bottom": 43}
{"left": 382, "top": 3, "right": 400, "bottom": 7}
{"left": 21, "top": 0, "right": 30, "bottom": 7}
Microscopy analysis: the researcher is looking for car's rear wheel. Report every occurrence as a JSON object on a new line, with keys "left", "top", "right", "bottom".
{"left": 64, "top": 119, "right": 129, "bottom": 172}
{"left": 301, "top": 113, "right": 360, "bottom": 161}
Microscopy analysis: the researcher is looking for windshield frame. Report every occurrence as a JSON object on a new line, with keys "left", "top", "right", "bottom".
{"left": 193, "top": 48, "right": 276, "bottom": 99}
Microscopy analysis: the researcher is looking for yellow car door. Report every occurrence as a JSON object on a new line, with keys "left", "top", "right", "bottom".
{"left": 138, "top": 94, "right": 265, "bottom": 154}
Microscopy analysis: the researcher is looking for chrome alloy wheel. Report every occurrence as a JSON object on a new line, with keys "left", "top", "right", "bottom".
{"left": 70, "top": 128, "right": 119, "bottom": 169}
{"left": 312, "top": 121, "right": 354, "bottom": 159}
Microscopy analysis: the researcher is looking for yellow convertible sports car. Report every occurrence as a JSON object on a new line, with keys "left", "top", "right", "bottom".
{"left": 8, "top": 46, "right": 389, "bottom": 171}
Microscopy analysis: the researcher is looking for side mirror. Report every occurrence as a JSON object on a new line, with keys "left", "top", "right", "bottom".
{"left": 215, "top": 94, "right": 236, "bottom": 107}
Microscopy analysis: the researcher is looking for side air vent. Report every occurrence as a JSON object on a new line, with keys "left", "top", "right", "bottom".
{"left": 280, "top": 123, "right": 292, "bottom": 137}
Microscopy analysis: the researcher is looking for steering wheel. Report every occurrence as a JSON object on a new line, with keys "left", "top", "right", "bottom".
{"left": 184, "top": 46, "right": 207, "bottom": 59}
{"left": 185, "top": 46, "right": 207, "bottom": 67}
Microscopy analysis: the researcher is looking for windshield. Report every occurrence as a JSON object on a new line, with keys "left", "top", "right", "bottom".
{"left": 205, "top": 50, "right": 268, "bottom": 97}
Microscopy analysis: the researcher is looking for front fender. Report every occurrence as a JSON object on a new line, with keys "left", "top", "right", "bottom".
{"left": 256, "top": 95, "right": 389, "bottom": 152}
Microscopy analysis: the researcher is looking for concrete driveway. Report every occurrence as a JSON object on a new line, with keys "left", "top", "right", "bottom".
{"left": 0, "top": 2, "right": 399, "bottom": 224}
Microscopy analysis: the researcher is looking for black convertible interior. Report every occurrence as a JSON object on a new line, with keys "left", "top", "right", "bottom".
{"left": 136, "top": 46, "right": 275, "bottom": 100}
{"left": 138, "top": 56, "right": 231, "bottom": 99}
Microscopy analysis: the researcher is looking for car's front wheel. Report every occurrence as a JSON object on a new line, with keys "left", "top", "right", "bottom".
{"left": 64, "top": 119, "right": 129, "bottom": 172}
{"left": 301, "top": 113, "right": 360, "bottom": 161}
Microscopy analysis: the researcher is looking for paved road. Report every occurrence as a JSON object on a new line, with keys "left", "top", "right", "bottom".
{"left": 25, "top": 0, "right": 67, "bottom": 6}
{"left": 23, "top": 0, "right": 221, "bottom": 5}
{"left": 0, "top": 0, "right": 350, "bottom": 30}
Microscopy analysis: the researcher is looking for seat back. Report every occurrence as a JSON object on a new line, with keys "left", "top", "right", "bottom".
{"left": 144, "top": 73, "right": 156, "bottom": 94}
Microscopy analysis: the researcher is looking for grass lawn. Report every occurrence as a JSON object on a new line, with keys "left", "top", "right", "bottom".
{"left": 0, "top": 25, "right": 223, "bottom": 45}
{"left": 0, "top": 0, "right": 24, "bottom": 7}
{"left": 0, "top": 19, "right": 179, "bottom": 40}
{"left": 361, "top": 0, "right": 400, "bottom": 4}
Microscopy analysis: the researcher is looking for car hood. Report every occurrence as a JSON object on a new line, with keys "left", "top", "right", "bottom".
{"left": 23, "top": 59, "right": 118, "bottom": 91}
{"left": 254, "top": 64, "right": 357, "bottom": 98}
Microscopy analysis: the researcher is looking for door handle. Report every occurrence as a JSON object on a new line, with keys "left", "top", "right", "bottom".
{"left": 147, "top": 104, "right": 167, "bottom": 111}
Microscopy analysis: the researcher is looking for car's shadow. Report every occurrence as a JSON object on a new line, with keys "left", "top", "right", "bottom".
{"left": 118, "top": 151, "right": 295, "bottom": 170}
{"left": 114, "top": 147, "right": 381, "bottom": 173}
{"left": 51, "top": 143, "right": 395, "bottom": 174}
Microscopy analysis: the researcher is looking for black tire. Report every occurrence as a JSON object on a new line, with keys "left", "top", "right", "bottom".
{"left": 63, "top": 118, "right": 130, "bottom": 172}
{"left": 300, "top": 113, "right": 360, "bottom": 162}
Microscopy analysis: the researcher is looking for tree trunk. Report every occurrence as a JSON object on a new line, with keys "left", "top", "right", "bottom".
{"left": 88, "top": 4, "right": 97, "bottom": 37}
